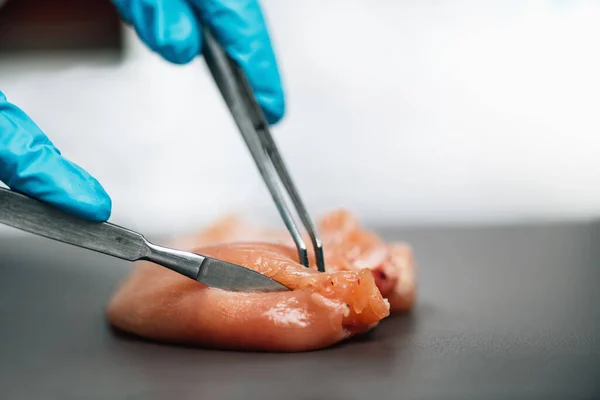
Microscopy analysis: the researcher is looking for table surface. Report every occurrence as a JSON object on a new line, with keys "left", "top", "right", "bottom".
{"left": 1, "top": 222, "right": 599, "bottom": 400}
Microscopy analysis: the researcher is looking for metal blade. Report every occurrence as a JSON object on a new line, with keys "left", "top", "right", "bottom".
{"left": 197, "top": 257, "right": 289, "bottom": 293}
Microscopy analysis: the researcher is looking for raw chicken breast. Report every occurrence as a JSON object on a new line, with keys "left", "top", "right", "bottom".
{"left": 107, "top": 242, "right": 390, "bottom": 352}
{"left": 107, "top": 210, "right": 416, "bottom": 351}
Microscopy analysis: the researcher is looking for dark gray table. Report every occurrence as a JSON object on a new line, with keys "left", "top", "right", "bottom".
{"left": 1, "top": 222, "right": 599, "bottom": 399}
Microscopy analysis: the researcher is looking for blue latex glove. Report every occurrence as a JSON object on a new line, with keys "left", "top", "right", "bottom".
{"left": 112, "top": 0, "right": 285, "bottom": 124}
{"left": 0, "top": 92, "right": 112, "bottom": 221}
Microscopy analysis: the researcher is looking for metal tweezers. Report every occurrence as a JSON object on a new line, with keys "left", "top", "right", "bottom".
{"left": 202, "top": 27, "right": 325, "bottom": 272}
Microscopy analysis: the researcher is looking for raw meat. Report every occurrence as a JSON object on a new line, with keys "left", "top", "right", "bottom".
{"left": 107, "top": 210, "right": 416, "bottom": 351}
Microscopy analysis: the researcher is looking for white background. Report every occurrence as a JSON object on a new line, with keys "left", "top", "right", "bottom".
{"left": 1, "top": 0, "right": 599, "bottom": 236}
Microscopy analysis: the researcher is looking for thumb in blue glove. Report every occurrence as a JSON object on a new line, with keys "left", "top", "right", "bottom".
{"left": 112, "top": 0, "right": 285, "bottom": 125}
{"left": 0, "top": 91, "right": 112, "bottom": 221}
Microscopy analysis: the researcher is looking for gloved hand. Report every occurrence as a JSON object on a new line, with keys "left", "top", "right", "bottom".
{"left": 0, "top": 92, "right": 111, "bottom": 221}
{"left": 111, "top": 0, "right": 285, "bottom": 124}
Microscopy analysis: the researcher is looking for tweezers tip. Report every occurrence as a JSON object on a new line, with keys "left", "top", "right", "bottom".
{"left": 314, "top": 245, "right": 325, "bottom": 272}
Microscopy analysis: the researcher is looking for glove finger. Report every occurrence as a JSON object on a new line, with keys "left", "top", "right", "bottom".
{"left": 192, "top": 0, "right": 285, "bottom": 124}
{"left": 112, "top": 0, "right": 134, "bottom": 25}
{"left": 0, "top": 93, "right": 112, "bottom": 222}
{"left": 124, "top": 0, "right": 201, "bottom": 64}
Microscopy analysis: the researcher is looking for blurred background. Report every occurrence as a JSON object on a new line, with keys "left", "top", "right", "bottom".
{"left": 1, "top": 0, "right": 599, "bottom": 236}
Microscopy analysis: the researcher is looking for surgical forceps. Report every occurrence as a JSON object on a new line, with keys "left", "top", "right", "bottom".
{"left": 201, "top": 27, "right": 325, "bottom": 272}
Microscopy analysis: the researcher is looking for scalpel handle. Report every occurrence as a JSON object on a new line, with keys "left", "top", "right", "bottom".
{"left": 0, "top": 187, "right": 206, "bottom": 279}
{"left": 0, "top": 187, "right": 147, "bottom": 261}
